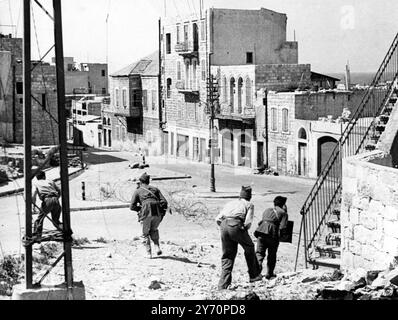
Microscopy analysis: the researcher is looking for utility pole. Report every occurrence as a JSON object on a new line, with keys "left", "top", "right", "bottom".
{"left": 53, "top": 0, "right": 74, "bottom": 294}
{"left": 263, "top": 91, "right": 269, "bottom": 169}
{"left": 23, "top": 0, "right": 33, "bottom": 290}
{"left": 208, "top": 52, "right": 216, "bottom": 192}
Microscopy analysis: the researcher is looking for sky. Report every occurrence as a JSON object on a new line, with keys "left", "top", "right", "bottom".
{"left": 1, "top": 0, "right": 397, "bottom": 74}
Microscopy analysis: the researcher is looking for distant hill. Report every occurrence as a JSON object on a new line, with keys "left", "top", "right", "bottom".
{"left": 328, "top": 72, "right": 376, "bottom": 86}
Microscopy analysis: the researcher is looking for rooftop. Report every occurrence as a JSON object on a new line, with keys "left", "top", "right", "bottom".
{"left": 111, "top": 51, "right": 159, "bottom": 77}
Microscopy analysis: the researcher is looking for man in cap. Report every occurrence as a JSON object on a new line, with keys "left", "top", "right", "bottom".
{"left": 32, "top": 170, "right": 63, "bottom": 238}
{"left": 215, "top": 186, "right": 262, "bottom": 290}
{"left": 254, "top": 196, "right": 289, "bottom": 279}
{"left": 130, "top": 173, "right": 168, "bottom": 258}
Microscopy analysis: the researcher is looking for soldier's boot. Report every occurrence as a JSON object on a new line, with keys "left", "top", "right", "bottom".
{"left": 143, "top": 238, "right": 152, "bottom": 259}
{"left": 153, "top": 240, "right": 162, "bottom": 256}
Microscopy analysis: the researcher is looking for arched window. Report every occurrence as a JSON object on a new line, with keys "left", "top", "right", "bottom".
{"left": 192, "top": 59, "right": 197, "bottom": 90}
{"left": 166, "top": 78, "right": 172, "bottom": 99}
{"left": 185, "top": 61, "right": 190, "bottom": 89}
{"left": 271, "top": 108, "right": 278, "bottom": 131}
{"left": 245, "top": 78, "right": 252, "bottom": 107}
{"left": 107, "top": 118, "right": 111, "bottom": 126}
{"left": 103, "top": 117, "right": 107, "bottom": 125}
{"left": 223, "top": 76, "right": 227, "bottom": 103}
{"left": 237, "top": 77, "right": 243, "bottom": 114}
{"left": 282, "top": 109, "right": 289, "bottom": 133}
{"left": 230, "top": 77, "right": 235, "bottom": 112}
{"left": 298, "top": 128, "right": 307, "bottom": 140}
{"left": 122, "top": 88, "right": 127, "bottom": 107}
{"left": 177, "top": 61, "right": 181, "bottom": 81}
{"left": 115, "top": 88, "right": 119, "bottom": 107}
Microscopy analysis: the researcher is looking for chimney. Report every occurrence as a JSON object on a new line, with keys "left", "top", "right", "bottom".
{"left": 345, "top": 61, "right": 351, "bottom": 90}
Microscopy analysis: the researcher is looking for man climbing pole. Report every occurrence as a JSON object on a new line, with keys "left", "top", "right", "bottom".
{"left": 130, "top": 173, "right": 168, "bottom": 259}
{"left": 32, "top": 170, "right": 63, "bottom": 239}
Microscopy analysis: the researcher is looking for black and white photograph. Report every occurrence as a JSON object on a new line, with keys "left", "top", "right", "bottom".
{"left": 0, "top": 0, "right": 398, "bottom": 307}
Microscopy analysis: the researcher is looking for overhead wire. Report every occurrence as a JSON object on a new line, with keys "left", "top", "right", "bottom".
{"left": 31, "top": 1, "right": 58, "bottom": 145}
{"left": 7, "top": 0, "right": 15, "bottom": 36}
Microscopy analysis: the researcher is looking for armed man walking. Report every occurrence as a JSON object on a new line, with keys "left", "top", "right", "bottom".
{"left": 130, "top": 173, "right": 168, "bottom": 259}
{"left": 215, "top": 186, "right": 262, "bottom": 290}
{"left": 254, "top": 196, "right": 289, "bottom": 280}
{"left": 32, "top": 170, "right": 63, "bottom": 239}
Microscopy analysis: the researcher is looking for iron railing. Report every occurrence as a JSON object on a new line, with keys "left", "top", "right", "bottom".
{"left": 296, "top": 32, "right": 398, "bottom": 269}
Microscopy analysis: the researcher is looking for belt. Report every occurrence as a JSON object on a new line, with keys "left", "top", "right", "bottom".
{"left": 225, "top": 217, "right": 244, "bottom": 223}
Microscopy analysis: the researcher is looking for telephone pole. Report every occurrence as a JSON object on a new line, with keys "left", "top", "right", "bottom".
{"left": 23, "top": 0, "right": 33, "bottom": 289}
{"left": 53, "top": 0, "right": 74, "bottom": 292}
{"left": 208, "top": 53, "right": 216, "bottom": 192}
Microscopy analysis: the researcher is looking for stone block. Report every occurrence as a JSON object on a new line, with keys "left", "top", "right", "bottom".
{"left": 384, "top": 206, "right": 398, "bottom": 222}
{"left": 358, "top": 197, "right": 371, "bottom": 211}
{"left": 362, "top": 214, "right": 376, "bottom": 231}
{"left": 343, "top": 177, "right": 357, "bottom": 194}
{"left": 349, "top": 208, "right": 360, "bottom": 225}
{"left": 341, "top": 252, "right": 355, "bottom": 270}
{"left": 354, "top": 225, "right": 371, "bottom": 244}
{"left": 12, "top": 282, "right": 86, "bottom": 300}
{"left": 384, "top": 221, "right": 398, "bottom": 239}
{"left": 384, "top": 236, "right": 398, "bottom": 255}
{"left": 349, "top": 240, "right": 363, "bottom": 256}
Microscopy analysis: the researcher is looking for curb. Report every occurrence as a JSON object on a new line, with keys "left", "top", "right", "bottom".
{"left": 70, "top": 203, "right": 129, "bottom": 213}
{"left": 0, "top": 167, "right": 86, "bottom": 199}
{"left": 197, "top": 194, "right": 240, "bottom": 199}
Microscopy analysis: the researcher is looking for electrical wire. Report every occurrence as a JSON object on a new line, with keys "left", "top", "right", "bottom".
{"left": 7, "top": 0, "right": 15, "bottom": 36}
{"left": 31, "top": 2, "right": 57, "bottom": 145}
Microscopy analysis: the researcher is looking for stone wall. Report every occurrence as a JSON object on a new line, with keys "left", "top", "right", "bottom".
{"left": 211, "top": 8, "right": 297, "bottom": 66}
{"left": 341, "top": 150, "right": 398, "bottom": 271}
{"left": 255, "top": 64, "right": 311, "bottom": 92}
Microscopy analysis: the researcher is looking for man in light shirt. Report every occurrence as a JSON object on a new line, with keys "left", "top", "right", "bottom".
{"left": 32, "top": 170, "right": 63, "bottom": 238}
{"left": 215, "top": 186, "right": 262, "bottom": 290}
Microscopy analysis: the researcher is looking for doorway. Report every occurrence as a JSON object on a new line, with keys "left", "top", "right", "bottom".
{"left": 298, "top": 143, "right": 307, "bottom": 176}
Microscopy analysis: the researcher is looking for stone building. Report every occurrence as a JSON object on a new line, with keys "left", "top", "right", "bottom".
{"left": 0, "top": 34, "right": 59, "bottom": 146}
{"left": 103, "top": 51, "right": 162, "bottom": 155}
{"left": 259, "top": 90, "right": 367, "bottom": 178}
{"left": 160, "top": 7, "right": 302, "bottom": 162}
{"left": 52, "top": 57, "right": 109, "bottom": 95}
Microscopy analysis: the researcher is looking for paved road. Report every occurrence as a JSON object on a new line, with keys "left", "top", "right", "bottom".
{"left": 0, "top": 151, "right": 315, "bottom": 258}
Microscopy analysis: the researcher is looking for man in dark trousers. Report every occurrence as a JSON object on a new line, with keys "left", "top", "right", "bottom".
{"left": 130, "top": 173, "right": 168, "bottom": 259}
{"left": 215, "top": 186, "right": 262, "bottom": 290}
{"left": 32, "top": 170, "right": 63, "bottom": 238}
{"left": 254, "top": 196, "right": 288, "bottom": 280}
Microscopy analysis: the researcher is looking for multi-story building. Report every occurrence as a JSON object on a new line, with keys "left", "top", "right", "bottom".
{"left": 160, "top": 7, "right": 311, "bottom": 165}
{"left": 103, "top": 51, "right": 162, "bottom": 154}
{"left": 51, "top": 57, "right": 109, "bottom": 95}
{"left": 160, "top": 8, "right": 365, "bottom": 176}
{"left": 0, "top": 34, "right": 59, "bottom": 146}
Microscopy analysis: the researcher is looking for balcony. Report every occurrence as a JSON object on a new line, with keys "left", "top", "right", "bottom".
{"left": 216, "top": 104, "right": 256, "bottom": 124}
{"left": 176, "top": 81, "right": 199, "bottom": 95}
{"left": 174, "top": 41, "right": 199, "bottom": 59}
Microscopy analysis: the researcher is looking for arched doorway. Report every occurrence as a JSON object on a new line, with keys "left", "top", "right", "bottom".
{"left": 298, "top": 128, "right": 308, "bottom": 176}
{"left": 222, "top": 130, "right": 234, "bottom": 165}
{"left": 318, "top": 136, "right": 338, "bottom": 176}
{"left": 239, "top": 131, "right": 252, "bottom": 168}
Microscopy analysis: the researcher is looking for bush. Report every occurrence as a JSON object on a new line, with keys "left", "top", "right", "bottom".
{"left": 0, "top": 255, "right": 23, "bottom": 296}
{"left": 72, "top": 237, "right": 90, "bottom": 247}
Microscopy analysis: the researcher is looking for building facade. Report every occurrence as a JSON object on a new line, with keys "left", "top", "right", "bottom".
{"left": 103, "top": 52, "right": 162, "bottom": 155}
{"left": 160, "top": 7, "right": 302, "bottom": 164}
{"left": 51, "top": 57, "right": 109, "bottom": 95}
{"left": 0, "top": 34, "right": 59, "bottom": 146}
